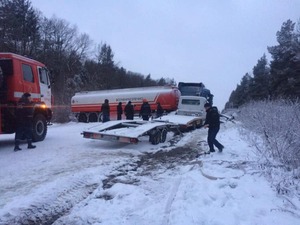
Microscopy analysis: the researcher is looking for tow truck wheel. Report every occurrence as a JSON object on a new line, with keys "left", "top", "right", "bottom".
{"left": 191, "top": 122, "right": 197, "bottom": 130}
{"left": 151, "top": 130, "right": 161, "bottom": 145}
{"left": 160, "top": 129, "right": 167, "bottom": 143}
{"left": 32, "top": 114, "right": 47, "bottom": 142}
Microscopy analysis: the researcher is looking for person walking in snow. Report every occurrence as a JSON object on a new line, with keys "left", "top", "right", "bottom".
{"left": 14, "top": 93, "right": 36, "bottom": 151}
{"left": 124, "top": 101, "right": 134, "bottom": 120}
{"left": 117, "top": 102, "right": 123, "bottom": 120}
{"left": 139, "top": 99, "right": 151, "bottom": 121}
{"left": 101, "top": 99, "right": 110, "bottom": 122}
{"left": 203, "top": 102, "right": 224, "bottom": 153}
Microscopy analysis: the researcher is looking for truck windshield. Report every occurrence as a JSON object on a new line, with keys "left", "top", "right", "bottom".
{"left": 178, "top": 82, "right": 203, "bottom": 96}
{"left": 179, "top": 86, "right": 202, "bottom": 96}
{"left": 181, "top": 99, "right": 200, "bottom": 105}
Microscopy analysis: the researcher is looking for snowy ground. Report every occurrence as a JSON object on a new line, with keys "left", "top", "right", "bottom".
{"left": 0, "top": 120, "right": 300, "bottom": 225}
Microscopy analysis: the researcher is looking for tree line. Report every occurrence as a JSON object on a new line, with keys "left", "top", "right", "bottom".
{"left": 225, "top": 19, "right": 300, "bottom": 109}
{"left": 0, "top": 0, "right": 175, "bottom": 121}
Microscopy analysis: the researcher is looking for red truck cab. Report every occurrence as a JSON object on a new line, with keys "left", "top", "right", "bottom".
{"left": 0, "top": 53, "right": 52, "bottom": 141}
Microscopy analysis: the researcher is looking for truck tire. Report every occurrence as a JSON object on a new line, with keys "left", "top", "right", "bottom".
{"left": 160, "top": 129, "right": 167, "bottom": 143}
{"left": 89, "top": 113, "right": 98, "bottom": 122}
{"left": 151, "top": 130, "right": 161, "bottom": 145}
{"left": 78, "top": 113, "right": 88, "bottom": 123}
{"left": 32, "top": 114, "right": 47, "bottom": 142}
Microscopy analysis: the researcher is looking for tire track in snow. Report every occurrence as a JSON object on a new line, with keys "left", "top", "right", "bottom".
{"left": 161, "top": 177, "right": 182, "bottom": 225}
{"left": 0, "top": 176, "right": 99, "bottom": 225}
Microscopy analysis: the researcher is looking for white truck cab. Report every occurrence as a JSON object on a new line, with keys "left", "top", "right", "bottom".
{"left": 176, "top": 95, "right": 207, "bottom": 118}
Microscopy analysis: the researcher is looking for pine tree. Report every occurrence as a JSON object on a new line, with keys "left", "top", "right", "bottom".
{"left": 250, "top": 54, "right": 270, "bottom": 100}
{"left": 227, "top": 73, "right": 253, "bottom": 108}
{"left": 268, "top": 19, "right": 300, "bottom": 98}
{"left": 0, "top": 0, "right": 40, "bottom": 55}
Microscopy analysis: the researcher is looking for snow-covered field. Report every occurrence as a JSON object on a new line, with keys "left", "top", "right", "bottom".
{"left": 0, "top": 121, "right": 299, "bottom": 225}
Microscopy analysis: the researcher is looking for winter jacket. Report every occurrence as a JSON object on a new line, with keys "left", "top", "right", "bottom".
{"left": 16, "top": 97, "right": 34, "bottom": 126}
{"left": 117, "top": 104, "right": 123, "bottom": 115}
{"left": 101, "top": 102, "right": 110, "bottom": 116}
{"left": 124, "top": 103, "right": 134, "bottom": 119}
{"left": 140, "top": 102, "right": 151, "bottom": 117}
{"left": 156, "top": 103, "right": 164, "bottom": 117}
{"left": 204, "top": 106, "right": 220, "bottom": 128}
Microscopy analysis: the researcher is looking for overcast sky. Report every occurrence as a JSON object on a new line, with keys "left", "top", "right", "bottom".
{"left": 30, "top": 0, "right": 299, "bottom": 109}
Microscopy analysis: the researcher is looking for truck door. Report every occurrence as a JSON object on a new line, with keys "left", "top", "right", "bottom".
{"left": 37, "top": 67, "right": 51, "bottom": 108}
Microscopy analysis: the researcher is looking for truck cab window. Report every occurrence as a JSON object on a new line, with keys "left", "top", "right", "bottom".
{"left": 38, "top": 68, "right": 49, "bottom": 85}
{"left": 0, "top": 59, "right": 13, "bottom": 76}
{"left": 22, "top": 64, "right": 34, "bottom": 82}
{"left": 182, "top": 99, "right": 200, "bottom": 105}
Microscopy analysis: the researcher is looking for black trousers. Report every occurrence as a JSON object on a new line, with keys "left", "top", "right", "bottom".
{"left": 207, "top": 127, "right": 223, "bottom": 151}
{"left": 15, "top": 123, "right": 33, "bottom": 142}
{"left": 117, "top": 114, "right": 122, "bottom": 120}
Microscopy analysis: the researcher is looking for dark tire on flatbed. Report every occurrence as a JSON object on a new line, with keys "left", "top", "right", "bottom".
{"left": 151, "top": 130, "right": 161, "bottom": 145}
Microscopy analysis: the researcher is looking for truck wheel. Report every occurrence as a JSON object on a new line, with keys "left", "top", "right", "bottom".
{"left": 32, "top": 114, "right": 47, "bottom": 142}
{"left": 78, "top": 113, "right": 88, "bottom": 123}
{"left": 98, "top": 113, "right": 103, "bottom": 122}
{"left": 160, "top": 129, "right": 167, "bottom": 143}
{"left": 89, "top": 113, "right": 98, "bottom": 122}
{"left": 151, "top": 130, "right": 161, "bottom": 145}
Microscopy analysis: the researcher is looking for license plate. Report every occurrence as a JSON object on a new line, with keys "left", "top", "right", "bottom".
{"left": 101, "top": 135, "right": 118, "bottom": 141}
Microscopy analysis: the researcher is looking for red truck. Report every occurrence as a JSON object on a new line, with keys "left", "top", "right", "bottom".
{"left": 71, "top": 86, "right": 181, "bottom": 122}
{"left": 0, "top": 53, "right": 52, "bottom": 141}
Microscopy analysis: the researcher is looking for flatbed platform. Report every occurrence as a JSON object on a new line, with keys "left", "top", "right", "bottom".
{"left": 82, "top": 120, "right": 174, "bottom": 144}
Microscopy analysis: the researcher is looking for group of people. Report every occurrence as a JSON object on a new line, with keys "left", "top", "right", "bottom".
{"left": 101, "top": 99, "right": 223, "bottom": 153}
{"left": 13, "top": 93, "right": 223, "bottom": 154}
{"left": 101, "top": 99, "right": 135, "bottom": 122}
{"left": 101, "top": 99, "right": 164, "bottom": 122}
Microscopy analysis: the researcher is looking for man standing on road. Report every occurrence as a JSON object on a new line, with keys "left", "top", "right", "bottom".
{"left": 203, "top": 103, "right": 224, "bottom": 153}
{"left": 101, "top": 99, "right": 110, "bottom": 122}
{"left": 140, "top": 99, "right": 151, "bottom": 121}
{"left": 117, "top": 102, "right": 123, "bottom": 120}
{"left": 124, "top": 101, "right": 134, "bottom": 120}
{"left": 14, "top": 93, "right": 36, "bottom": 151}
{"left": 156, "top": 102, "right": 164, "bottom": 118}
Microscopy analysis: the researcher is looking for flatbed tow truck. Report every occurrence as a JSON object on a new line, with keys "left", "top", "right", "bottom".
{"left": 82, "top": 95, "right": 207, "bottom": 145}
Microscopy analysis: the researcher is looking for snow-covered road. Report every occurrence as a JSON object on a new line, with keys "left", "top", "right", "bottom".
{"left": 0, "top": 121, "right": 299, "bottom": 224}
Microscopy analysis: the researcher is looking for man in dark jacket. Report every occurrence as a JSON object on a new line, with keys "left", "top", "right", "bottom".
{"left": 140, "top": 99, "right": 151, "bottom": 121}
{"left": 156, "top": 102, "right": 164, "bottom": 118}
{"left": 14, "top": 92, "right": 36, "bottom": 151}
{"left": 101, "top": 99, "right": 110, "bottom": 122}
{"left": 204, "top": 103, "right": 224, "bottom": 153}
{"left": 117, "top": 102, "right": 123, "bottom": 120}
{"left": 124, "top": 101, "right": 134, "bottom": 120}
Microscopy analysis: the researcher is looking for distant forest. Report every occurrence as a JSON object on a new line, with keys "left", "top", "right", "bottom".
{"left": 0, "top": 0, "right": 175, "bottom": 120}
{"left": 1, "top": 0, "right": 299, "bottom": 117}
{"left": 225, "top": 19, "right": 300, "bottom": 109}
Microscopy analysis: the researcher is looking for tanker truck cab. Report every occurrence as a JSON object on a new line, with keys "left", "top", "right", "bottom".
{"left": 0, "top": 52, "right": 52, "bottom": 141}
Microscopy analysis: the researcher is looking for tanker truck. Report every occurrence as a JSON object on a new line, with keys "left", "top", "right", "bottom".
{"left": 71, "top": 86, "right": 181, "bottom": 122}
